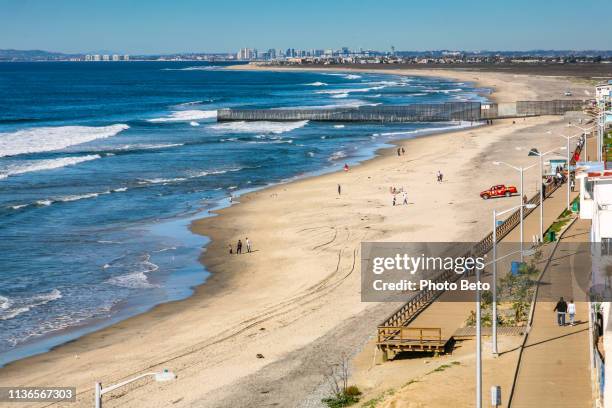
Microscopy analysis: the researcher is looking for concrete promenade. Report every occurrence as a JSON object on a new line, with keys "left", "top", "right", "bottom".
{"left": 509, "top": 218, "right": 592, "bottom": 408}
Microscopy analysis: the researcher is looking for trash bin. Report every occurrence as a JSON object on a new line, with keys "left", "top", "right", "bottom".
{"left": 511, "top": 261, "right": 524, "bottom": 276}
{"left": 572, "top": 200, "right": 579, "bottom": 212}
{"left": 496, "top": 220, "right": 504, "bottom": 227}
{"left": 547, "top": 230, "right": 556, "bottom": 242}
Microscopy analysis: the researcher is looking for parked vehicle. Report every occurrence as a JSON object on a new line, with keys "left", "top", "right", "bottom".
{"left": 480, "top": 184, "right": 518, "bottom": 199}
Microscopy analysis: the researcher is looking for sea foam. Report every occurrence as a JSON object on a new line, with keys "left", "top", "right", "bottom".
{"left": 0, "top": 289, "right": 62, "bottom": 321}
{"left": 148, "top": 110, "right": 217, "bottom": 123}
{"left": 0, "top": 155, "right": 101, "bottom": 179}
{"left": 0, "top": 125, "right": 129, "bottom": 157}
{"left": 210, "top": 120, "right": 308, "bottom": 134}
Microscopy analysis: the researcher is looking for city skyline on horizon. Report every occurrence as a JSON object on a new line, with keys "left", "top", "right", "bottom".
{"left": 2, "top": 0, "right": 611, "bottom": 54}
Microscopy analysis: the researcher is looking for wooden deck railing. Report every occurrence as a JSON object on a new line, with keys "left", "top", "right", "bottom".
{"left": 377, "top": 327, "right": 443, "bottom": 345}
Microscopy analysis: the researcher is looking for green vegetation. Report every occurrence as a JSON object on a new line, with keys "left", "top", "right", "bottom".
{"left": 466, "top": 251, "right": 542, "bottom": 327}
{"left": 322, "top": 355, "right": 362, "bottom": 408}
{"left": 323, "top": 392, "right": 361, "bottom": 408}
{"left": 544, "top": 215, "right": 572, "bottom": 242}
{"left": 361, "top": 389, "right": 395, "bottom": 408}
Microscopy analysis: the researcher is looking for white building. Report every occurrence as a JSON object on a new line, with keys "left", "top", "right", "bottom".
{"left": 596, "top": 82, "right": 612, "bottom": 104}
{"left": 237, "top": 48, "right": 254, "bottom": 61}
{"left": 102, "top": 55, "right": 110, "bottom": 61}
{"left": 112, "top": 54, "right": 120, "bottom": 61}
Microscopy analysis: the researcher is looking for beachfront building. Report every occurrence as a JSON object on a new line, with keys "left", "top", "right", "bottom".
{"left": 597, "top": 82, "right": 612, "bottom": 104}
{"left": 575, "top": 163, "right": 612, "bottom": 407}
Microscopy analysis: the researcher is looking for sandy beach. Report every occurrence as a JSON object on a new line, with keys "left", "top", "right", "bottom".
{"left": 0, "top": 67, "right": 591, "bottom": 408}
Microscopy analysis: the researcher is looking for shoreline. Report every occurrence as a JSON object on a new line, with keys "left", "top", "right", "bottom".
{"left": 0, "top": 68, "right": 482, "bottom": 368}
{"left": 0, "top": 67, "right": 590, "bottom": 408}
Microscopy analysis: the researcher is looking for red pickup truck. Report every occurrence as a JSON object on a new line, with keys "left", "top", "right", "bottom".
{"left": 480, "top": 184, "right": 518, "bottom": 200}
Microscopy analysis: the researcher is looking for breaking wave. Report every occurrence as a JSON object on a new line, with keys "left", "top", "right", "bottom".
{"left": 0, "top": 155, "right": 101, "bottom": 179}
{"left": 147, "top": 110, "right": 217, "bottom": 123}
{"left": 0, "top": 124, "right": 129, "bottom": 157}
{"left": 209, "top": 120, "right": 308, "bottom": 134}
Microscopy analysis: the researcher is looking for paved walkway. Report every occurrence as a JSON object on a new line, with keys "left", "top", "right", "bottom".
{"left": 510, "top": 218, "right": 592, "bottom": 407}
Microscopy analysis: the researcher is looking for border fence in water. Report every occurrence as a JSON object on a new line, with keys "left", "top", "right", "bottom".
{"left": 218, "top": 102, "right": 482, "bottom": 122}
{"left": 217, "top": 100, "right": 589, "bottom": 123}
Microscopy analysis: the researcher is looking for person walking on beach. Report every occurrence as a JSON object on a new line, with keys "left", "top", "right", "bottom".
{"left": 403, "top": 191, "right": 408, "bottom": 205}
{"left": 392, "top": 195, "right": 396, "bottom": 206}
{"left": 344, "top": 163, "right": 349, "bottom": 172}
{"left": 229, "top": 244, "right": 233, "bottom": 255}
{"left": 568, "top": 299, "right": 576, "bottom": 325}
{"left": 401, "top": 147, "right": 405, "bottom": 155}
{"left": 554, "top": 297, "right": 568, "bottom": 326}
{"left": 337, "top": 184, "right": 341, "bottom": 195}
{"left": 237, "top": 239, "right": 243, "bottom": 254}
{"left": 246, "top": 237, "right": 251, "bottom": 253}
{"left": 397, "top": 148, "right": 401, "bottom": 156}
{"left": 436, "top": 170, "right": 443, "bottom": 183}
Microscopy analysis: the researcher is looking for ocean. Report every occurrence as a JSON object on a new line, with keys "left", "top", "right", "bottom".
{"left": 0, "top": 61, "right": 487, "bottom": 365}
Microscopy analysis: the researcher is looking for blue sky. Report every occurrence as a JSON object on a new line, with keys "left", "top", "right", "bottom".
{"left": 1, "top": 0, "right": 610, "bottom": 54}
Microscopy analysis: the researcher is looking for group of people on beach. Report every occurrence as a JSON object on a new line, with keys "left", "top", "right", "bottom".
{"left": 229, "top": 237, "right": 252, "bottom": 255}
{"left": 553, "top": 297, "right": 577, "bottom": 326}
{"left": 390, "top": 186, "right": 408, "bottom": 206}
{"left": 396, "top": 147, "right": 406, "bottom": 156}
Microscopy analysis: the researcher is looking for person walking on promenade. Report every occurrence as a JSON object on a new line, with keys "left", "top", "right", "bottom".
{"left": 568, "top": 299, "right": 576, "bottom": 325}
{"left": 337, "top": 184, "right": 341, "bottom": 195}
{"left": 554, "top": 297, "right": 568, "bottom": 326}
{"left": 237, "top": 239, "right": 243, "bottom": 254}
{"left": 570, "top": 179, "right": 575, "bottom": 192}
{"left": 246, "top": 237, "right": 252, "bottom": 253}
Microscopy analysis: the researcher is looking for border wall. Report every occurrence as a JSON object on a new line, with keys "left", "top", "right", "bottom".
{"left": 218, "top": 100, "right": 589, "bottom": 123}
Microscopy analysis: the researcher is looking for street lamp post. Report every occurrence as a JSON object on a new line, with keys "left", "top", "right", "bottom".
{"left": 530, "top": 147, "right": 565, "bottom": 241}
{"left": 95, "top": 370, "right": 176, "bottom": 408}
{"left": 491, "top": 204, "right": 524, "bottom": 355}
{"left": 476, "top": 261, "right": 482, "bottom": 408}
{"left": 556, "top": 132, "right": 580, "bottom": 211}
{"left": 492, "top": 161, "right": 537, "bottom": 262}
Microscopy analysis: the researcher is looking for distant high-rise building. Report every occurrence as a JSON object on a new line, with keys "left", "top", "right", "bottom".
{"left": 237, "top": 48, "right": 254, "bottom": 60}
{"left": 93, "top": 54, "right": 101, "bottom": 61}
{"left": 267, "top": 49, "right": 276, "bottom": 59}
{"left": 124, "top": 55, "right": 130, "bottom": 61}
{"left": 341, "top": 47, "right": 350, "bottom": 56}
